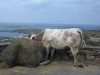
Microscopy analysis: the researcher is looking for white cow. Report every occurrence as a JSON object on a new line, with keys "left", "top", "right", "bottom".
{"left": 31, "top": 28, "right": 85, "bottom": 67}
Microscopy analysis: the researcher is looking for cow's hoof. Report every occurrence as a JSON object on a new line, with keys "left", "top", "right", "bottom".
{"left": 74, "top": 65, "right": 84, "bottom": 68}
{"left": 39, "top": 60, "right": 50, "bottom": 66}
{"left": 74, "top": 65, "right": 77, "bottom": 67}
{"left": 78, "top": 65, "right": 84, "bottom": 68}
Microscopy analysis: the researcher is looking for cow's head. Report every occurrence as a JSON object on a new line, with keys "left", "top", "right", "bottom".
{"left": 29, "top": 34, "right": 37, "bottom": 40}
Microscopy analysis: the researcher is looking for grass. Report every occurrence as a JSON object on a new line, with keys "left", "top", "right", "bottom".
{"left": 84, "top": 37, "right": 100, "bottom": 46}
{"left": 0, "top": 37, "right": 15, "bottom": 43}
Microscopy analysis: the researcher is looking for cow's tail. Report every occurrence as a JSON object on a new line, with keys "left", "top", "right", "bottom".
{"left": 77, "top": 31, "right": 86, "bottom": 49}
{"left": 35, "top": 30, "right": 45, "bottom": 41}
{"left": 83, "top": 40, "right": 86, "bottom": 48}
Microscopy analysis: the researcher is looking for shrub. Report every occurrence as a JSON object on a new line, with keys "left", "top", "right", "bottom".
{"left": 1, "top": 39, "right": 46, "bottom": 68}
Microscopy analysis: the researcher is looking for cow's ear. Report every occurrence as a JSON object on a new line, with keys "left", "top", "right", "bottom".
{"left": 32, "top": 37, "right": 35, "bottom": 40}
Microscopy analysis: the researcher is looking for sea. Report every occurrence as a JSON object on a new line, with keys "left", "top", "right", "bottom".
{"left": 0, "top": 23, "right": 100, "bottom": 38}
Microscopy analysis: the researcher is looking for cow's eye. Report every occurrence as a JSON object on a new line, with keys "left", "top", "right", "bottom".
{"left": 70, "top": 34, "right": 72, "bottom": 36}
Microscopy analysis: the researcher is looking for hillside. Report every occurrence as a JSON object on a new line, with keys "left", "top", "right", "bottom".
{"left": 83, "top": 30, "right": 100, "bottom": 46}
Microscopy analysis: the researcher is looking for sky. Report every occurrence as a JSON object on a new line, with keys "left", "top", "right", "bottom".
{"left": 0, "top": 0, "right": 100, "bottom": 25}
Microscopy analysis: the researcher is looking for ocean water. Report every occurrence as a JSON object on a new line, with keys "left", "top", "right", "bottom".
{"left": 0, "top": 23, "right": 100, "bottom": 38}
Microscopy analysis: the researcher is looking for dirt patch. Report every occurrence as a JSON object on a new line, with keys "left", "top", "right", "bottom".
{"left": 5, "top": 61, "right": 99, "bottom": 75}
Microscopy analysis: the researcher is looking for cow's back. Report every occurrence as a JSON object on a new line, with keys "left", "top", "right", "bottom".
{"left": 42, "top": 29, "right": 67, "bottom": 49}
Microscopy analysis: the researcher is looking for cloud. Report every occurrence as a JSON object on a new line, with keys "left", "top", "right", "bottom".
{"left": 20, "top": 0, "right": 47, "bottom": 4}
{"left": 0, "top": 0, "right": 100, "bottom": 11}
{"left": 31, "top": 0, "right": 46, "bottom": 3}
{"left": 0, "top": 0, "right": 100, "bottom": 24}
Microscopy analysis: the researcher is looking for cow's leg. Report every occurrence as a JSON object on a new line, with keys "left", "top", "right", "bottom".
{"left": 39, "top": 46, "right": 50, "bottom": 66}
{"left": 50, "top": 49, "right": 55, "bottom": 60}
{"left": 70, "top": 47, "right": 79, "bottom": 67}
{"left": 45, "top": 47, "right": 50, "bottom": 60}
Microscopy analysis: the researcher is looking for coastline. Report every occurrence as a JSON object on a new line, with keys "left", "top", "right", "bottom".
{"left": 0, "top": 29, "right": 100, "bottom": 46}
